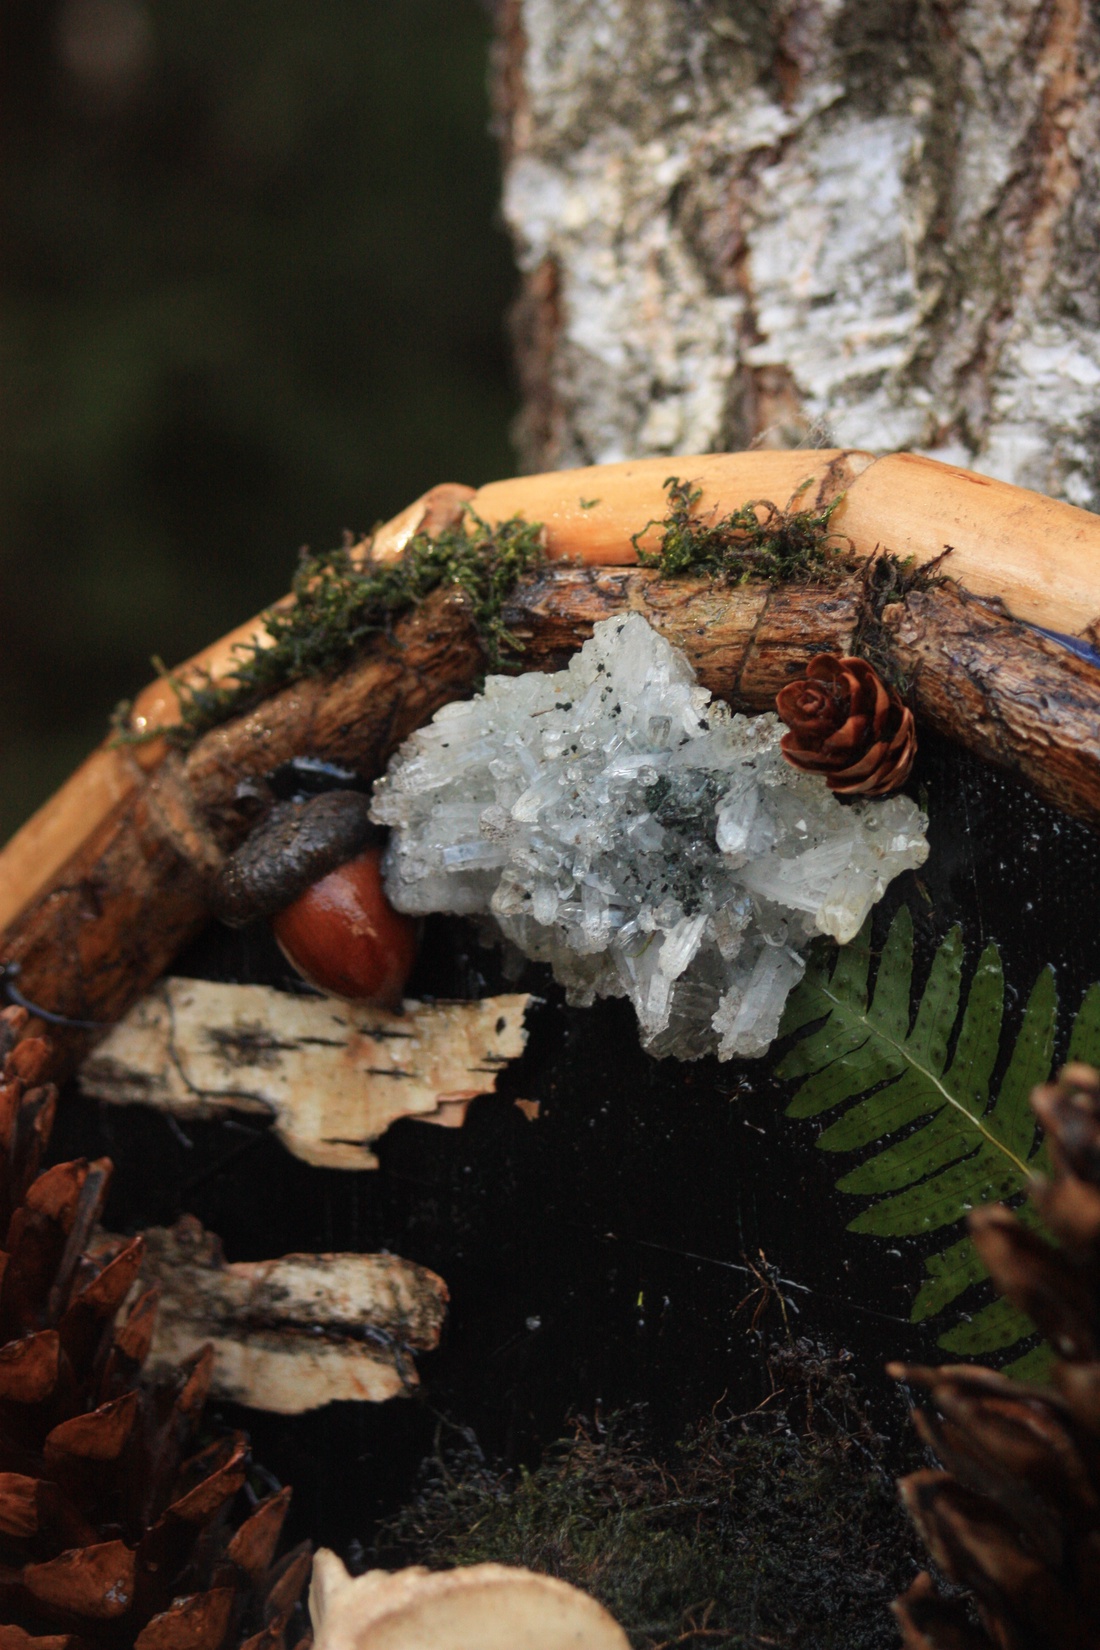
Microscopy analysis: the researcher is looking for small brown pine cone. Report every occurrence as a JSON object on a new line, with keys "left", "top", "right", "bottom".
{"left": 775, "top": 653, "right": 916, "bottom": 797}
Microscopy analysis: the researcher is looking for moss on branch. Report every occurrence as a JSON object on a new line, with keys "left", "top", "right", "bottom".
{"left": 119, "top": 511, "right": 546, "bottom": 746}
{"left": 631, "top": 476, "right": 856, "bottom": 584}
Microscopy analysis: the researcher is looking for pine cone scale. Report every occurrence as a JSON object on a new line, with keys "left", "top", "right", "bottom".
{"left": 167, "top": 1439, "right": 250, "bottom": 1525}
{"left": 969, "top": 1203, "right": 1099, "bottom": 1361}
{"left": 262, "top": 1545, "right": 312, "bottom": 1627}
{"left": 226, "top": 1491, "right": 291, "bottom": 1582}
{"left": 0, "top": 1627, "right": 79, "bottom": 1649}
{"left": 1054, "top": 1361, "right": 1100, "bottom": 1434}
{"left": 892, "top": 1571, "right": 1009, "bottom": 1650}
{"left": 901, "top": 1471, "right": 1090, "bottom": 1647}
{"left": 926, "top": 1381, "right": 1094, "bottom": 1508}
{"left": 0, "top": 1472, "right": 38, "bottom": 1539}
{"left": 1032, "top": 1175, "right": 1100, "bottom": 1256}
{"left": 907, "top": 1410, "right": 1066, "bottom": 1570}
{"left": 22, "top": 1539, "right": 136, "bottom": 1620}
{"left": 0, "top": 1330, "right": 60, "bottom": 1403}
{"left": 44, "top": 1392, "right": 139, "bottom": 1467}
{"left": 131, "top": 1584, "right": 234, "bottom": 1649}
{"left": 0, "top": 1012, "right": 310, "bottom": 1645}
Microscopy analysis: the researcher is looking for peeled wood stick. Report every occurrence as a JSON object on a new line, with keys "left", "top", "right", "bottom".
{"left": 473, "top": 449, "right": 1100, "bottom": 636}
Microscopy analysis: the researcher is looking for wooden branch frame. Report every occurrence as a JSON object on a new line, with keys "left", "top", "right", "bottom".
{"left": 2, "top": 450, "right": 1099, "bottom": 1077}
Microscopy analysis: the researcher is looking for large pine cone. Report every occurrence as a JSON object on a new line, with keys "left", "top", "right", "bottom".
{"left": 0, "top": 1005, "right": 311, "bottom": 1650}
{"left": 891, "top": 1061, "right": 1100, "bottom": 1650}
{"left": 775, "top": 654, "right": 916, "bottom": 797}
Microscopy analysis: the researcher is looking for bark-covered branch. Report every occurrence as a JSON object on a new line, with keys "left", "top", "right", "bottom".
{"left": 505, "top": 566, "right": 1100, "bottom": 827}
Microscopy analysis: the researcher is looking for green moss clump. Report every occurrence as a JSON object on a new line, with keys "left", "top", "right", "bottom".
{"left": 631, "top": 476, "right": 854, "bottom": 584}
{"left": 126, "top": 510, "right": 545, "bottom": 746}
{"left": 376, "top": 1342, "right": 921, "bottom": 1649}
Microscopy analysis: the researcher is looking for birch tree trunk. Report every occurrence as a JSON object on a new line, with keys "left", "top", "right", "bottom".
{"left": 496, "top": 0, "right": 1100, "bottom": 507}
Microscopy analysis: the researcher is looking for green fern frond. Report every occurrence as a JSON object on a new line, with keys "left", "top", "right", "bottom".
{"left": 776, "top": 906, "right": 1099, "bottom": 1360}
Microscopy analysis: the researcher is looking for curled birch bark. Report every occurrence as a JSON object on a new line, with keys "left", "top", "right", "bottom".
{"left": 97, "top": 1216, "right": 448, "bottom": 1414}
{"left": 80, "top": 979, "right": 532, "bottom": 1170}
{"left": 308, "top": 1553, "right": 630, "bottom": 1650}
{"left": 1, "top": 454, "right": 1099, "bottom": 1079}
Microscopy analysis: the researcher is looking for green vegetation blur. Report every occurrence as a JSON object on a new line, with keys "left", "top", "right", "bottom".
{"left": 1, "top": 0, "right": 517, "bottom": 842}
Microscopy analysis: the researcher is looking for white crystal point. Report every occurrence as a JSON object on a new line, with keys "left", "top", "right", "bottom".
{"left": 712, "top": 944, "right": 806, "bottom": 1060}
{"left": 371, "top": 614, "right": 929, "bottom": 1061}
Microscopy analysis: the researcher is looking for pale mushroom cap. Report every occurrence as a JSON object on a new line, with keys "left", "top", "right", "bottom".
{"left": 310, "top": 1551, "right": 631, "bottom": 1650}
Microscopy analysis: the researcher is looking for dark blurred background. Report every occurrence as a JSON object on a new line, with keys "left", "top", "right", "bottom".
{"left": 1, "top": 0, "right": 516, "bottom": 840}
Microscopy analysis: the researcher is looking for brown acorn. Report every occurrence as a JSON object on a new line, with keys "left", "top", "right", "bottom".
{"left": 0, "top": 1005, "right": 311, "bottom": 1650}
{"left": 775, "top": 653, "right": 916, "bottom": 797}
{"left": 271, "top": 847, "right": 417, "bottom": 1008}
{"left": 890, "top": 1060, "right": 1100, "bottom": 1650}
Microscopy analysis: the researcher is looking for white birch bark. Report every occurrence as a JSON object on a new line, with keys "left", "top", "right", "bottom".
{"left": 80, "top": 979, "right": 531, "bottom": 1170}
{"left": 496, "top": 0, "right": 1100, "bottom": 507}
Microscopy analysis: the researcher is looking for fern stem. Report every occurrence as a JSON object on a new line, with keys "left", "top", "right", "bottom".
{"left": 818, "top": 984, "right": 1033, "bottom": 1182}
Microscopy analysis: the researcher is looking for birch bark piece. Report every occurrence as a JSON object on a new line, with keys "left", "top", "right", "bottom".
{"left": 107, "top": 1216, "right": 448, "bottom": 1413}
{"left": 309, "top": 1553, "right": 630, "bottom": 1650}
{"left": 80, "top": 980, "right": 531, "bottom": 1170}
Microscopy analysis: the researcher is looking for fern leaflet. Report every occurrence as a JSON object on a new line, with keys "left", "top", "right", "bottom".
{"left": 776, "top": 906, "right": 1100, "bottom": 1360}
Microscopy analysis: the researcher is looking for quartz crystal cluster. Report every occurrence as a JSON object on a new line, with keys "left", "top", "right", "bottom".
{"left": 371, "top": 616, "right": 928, "bottom": 1060}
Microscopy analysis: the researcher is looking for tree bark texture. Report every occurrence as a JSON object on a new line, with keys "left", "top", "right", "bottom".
{"left": 496, "top": 0, "right": 1100, "bottom": 506}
